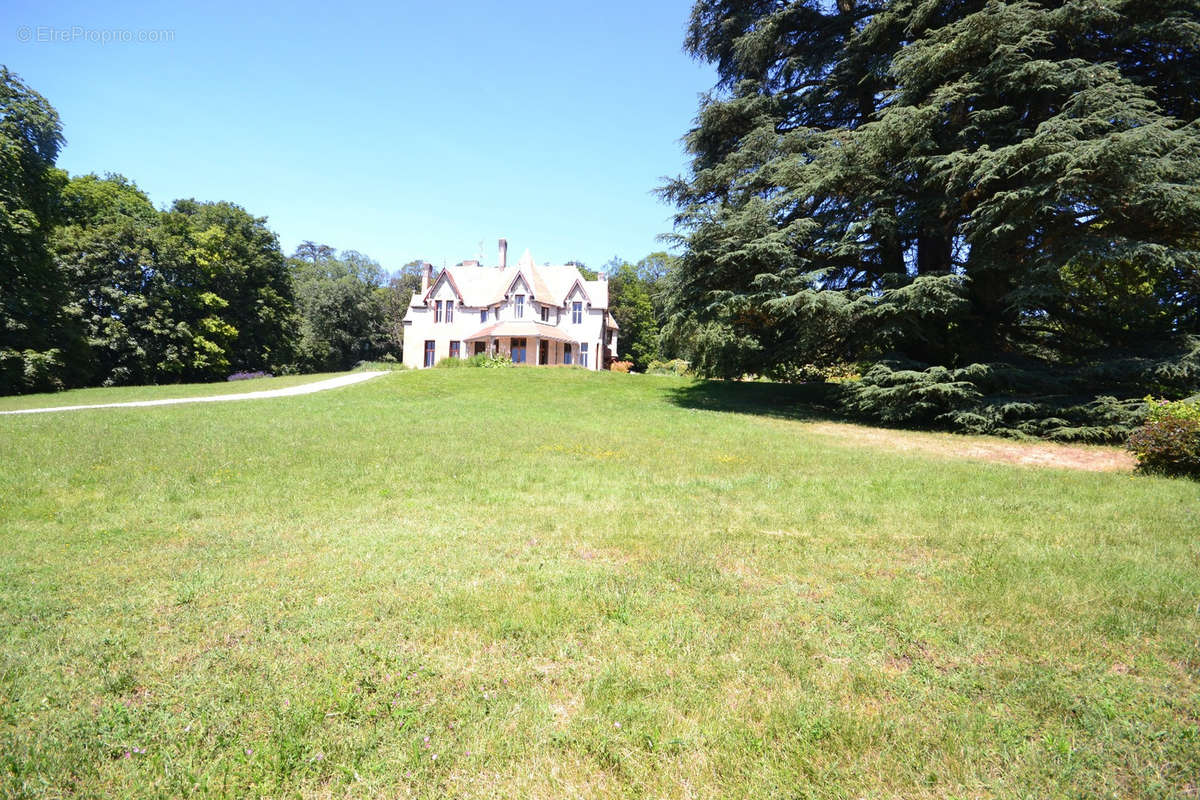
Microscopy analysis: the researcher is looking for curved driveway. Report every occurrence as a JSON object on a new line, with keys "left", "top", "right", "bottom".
{"left": 0, "top": 371, "right": 388, "bottom": 415}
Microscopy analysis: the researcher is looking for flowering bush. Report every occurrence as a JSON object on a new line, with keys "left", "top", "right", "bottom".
{"left": 1127, "top": 398, "right": 1200, "bottom": 478}
{"left": 227, "top": 370, "right": 272, "bottom": 381}
{"left": 610, "top": 360, "right": 633, "bottom": 373}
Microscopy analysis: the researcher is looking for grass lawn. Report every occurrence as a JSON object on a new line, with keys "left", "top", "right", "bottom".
{"left": 0, "top": 371, "right": 359, "bottom": 412}
{"left": 1, "top": 369, "right": 1196, "bottom": 798}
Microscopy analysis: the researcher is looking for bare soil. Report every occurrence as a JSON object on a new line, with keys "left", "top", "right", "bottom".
{"left": 805, "top": 421, "right": 1134, "bottom": 472}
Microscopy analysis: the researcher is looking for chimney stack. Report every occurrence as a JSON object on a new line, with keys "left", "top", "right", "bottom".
{"left": 498, "top": 238, "right": 508, "bottom": 269}
{"left": 421, "top": 261, "right": 432, "bottom": 293}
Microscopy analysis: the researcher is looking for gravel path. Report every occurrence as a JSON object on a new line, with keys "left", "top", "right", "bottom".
{"left": 0, "top": 371, "right": 389, "bottom": 415}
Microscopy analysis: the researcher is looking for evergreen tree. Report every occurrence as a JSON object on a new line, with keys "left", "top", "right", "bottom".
{"left": 665, "top": 0, "right": 1200, "bottom": 397}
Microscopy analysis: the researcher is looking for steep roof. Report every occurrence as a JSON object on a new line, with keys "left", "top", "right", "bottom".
{"left": 417, "top": 253, "right": 608, "bottom": 309}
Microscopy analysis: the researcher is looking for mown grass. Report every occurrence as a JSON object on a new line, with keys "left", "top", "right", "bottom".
{"left": 1, "top": 369, "right": 1196, "bottom": 798}
{"left": 0, "top": 372, "right": 355, "bottom": 412}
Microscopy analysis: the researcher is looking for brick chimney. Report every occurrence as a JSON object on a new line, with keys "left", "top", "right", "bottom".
{"left": 498, "top": 238, "right": 508, "bottom": 269}
{"left": 421, "top": 261, "right": 432, "bottom": 293}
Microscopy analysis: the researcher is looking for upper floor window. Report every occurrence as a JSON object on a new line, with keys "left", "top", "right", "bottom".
{"left": 515, "top": 295, "right": 525, "bottom": 318}
{"left": 540, "top": 306, "right": 549, "bottom": 322}
{"left": 580, "top": 342, "right": 589, "bottom": 368}
{"left": 435, "top": 301, "right": 443, "bottom": 323}
{"left": 572, "top": 301, "right": 582, "bottom": 325}
{"left": 480, "top": 309, "right": 488, "bottom": 323}
{"left": 445, "top": 301, "right": 454, "bottom": 323}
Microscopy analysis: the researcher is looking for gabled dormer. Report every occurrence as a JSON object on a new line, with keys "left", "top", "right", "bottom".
{"left": 423, "top": 268, "right": 464, "bottom": 305}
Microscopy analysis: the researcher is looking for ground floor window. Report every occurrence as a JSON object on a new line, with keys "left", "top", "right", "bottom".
{"left": 474, "top": 341, "right": 486, "bottom": 355}
{"left": 580, "top": 342, "right": 589, "bottom": 368}
{"left": 511, "top": 338, "right": 527, "bottom": 363}
{"left": 564, "top": 344, "right": 572, "bottom": 365}
{"left": 449, "top": 340, "right": 460, "bottom": 358}
{"left": 424, "top": 340, "right": 436, "bottom": 367}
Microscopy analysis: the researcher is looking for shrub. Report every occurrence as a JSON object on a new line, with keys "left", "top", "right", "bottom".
{"left": 354, "top": 360, "right": 407, "bottom": 371}
{"left": 610, "top": 360, "right": 633, "bottom": 373}
{"left": 768, "top": 362, "right": 861, "bottom": 383}
{"left": 227, "top": 370, "right": 272, "bottom": 381}
{"left": 1127, "top": 398, "right": 1200, "bottom": 478}
{"left": 840, "top": 363, "right": 981, "bottom": 425}
{"left": 647, "top": 358, "right": 692, "bottom": 376}
{"left": 436, "top": 356, "right": 469, "bottom": 368}
{"left": 482, "top": 354, "right": 512, "bottom": 368}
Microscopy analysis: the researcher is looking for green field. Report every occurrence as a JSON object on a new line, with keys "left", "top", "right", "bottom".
{"left": 1, "top": 369, "right": 1196, "bottom": 798}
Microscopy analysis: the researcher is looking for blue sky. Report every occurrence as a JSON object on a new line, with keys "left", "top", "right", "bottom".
{"left": 2, "top": 0, "right": 715, "bottom": 273}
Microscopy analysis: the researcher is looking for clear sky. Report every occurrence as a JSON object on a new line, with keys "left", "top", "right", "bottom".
{"left": 2, "top": 0, "right": 715, "bottom": 273}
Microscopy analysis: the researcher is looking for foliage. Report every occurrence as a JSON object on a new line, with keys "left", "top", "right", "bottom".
{"left": 482, "top": 353, "right": 513, "bottom": 368}
{"left": 289, "top": 245, "right": 393, "bottom": 372}
{"left": 664, "top": 0, "right": 1200, "bottom": 433}
{"left": 227, "top": 370, "right": 272, "bottom": 381}
{"left": 352, "top": 359, "right": 408, "bottom": 372}
{"left": 646, "top": 358, "right": 692, "bottom": 376}
{"left": 1127, "top": 398, "right": 1200, "bottom": 477}
{"left": 0, "top": 67, "right": 73, "bottom": 393}
{"left": 383, "top": 261, "right": 424, "bottom": 351}
{"left": 610, "top": 360, "right": 633, "bottom": 373}
{"left": 435, "top": 353, "right": 511, "bottom": 369}
{"left": 47, "top": 175, "right": 300, "bottom": 387}
{"left": 604, "top": 252, "right": 678, "bottom": 371}
{"left": 768, "top": 361, "right": 861, "bottom": 384}
{"left": 837, "top": 359, "right": 1162, "bottom": 442}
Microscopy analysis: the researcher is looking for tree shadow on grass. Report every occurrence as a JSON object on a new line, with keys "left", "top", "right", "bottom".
{"left": 664, "top": 379, "right": 842, "bottom": 422}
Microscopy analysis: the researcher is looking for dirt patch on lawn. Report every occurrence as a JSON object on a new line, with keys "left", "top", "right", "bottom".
{"left": 805, "top": 421, "right": 1134, "bottom": 472}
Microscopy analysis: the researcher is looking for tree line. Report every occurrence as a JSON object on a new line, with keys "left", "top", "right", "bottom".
{"left": 0, "top": 62, "right": 683, "bottom": 395}
{"left": 1, "top": 67, "right": 428, "bottom": 394}
{"left": 662, "top": 0, "right": 1200, "bottom": 440}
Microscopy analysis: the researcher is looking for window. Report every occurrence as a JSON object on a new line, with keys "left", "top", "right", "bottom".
{"left": 445, "top": 301, "right": 453, "bottom": 323}
{"left": 515, "top": 295, "right": 525, "bottom": 318}
{"left": 540, "top": 306, "right": 549, "bottom": 322}
{"left": 511, "top": 337, "right": 527, "bottom": 363}
{"left": 572, "top": 301, "right": 582, "bottom": 324}
{"left": 473, "top": 341, "right": 486, "bottom": 355}
{"left": 423, "top": 340, "right": 435, "bottom": 368}
{"left": 434, "top": 301, "right": 443, "bottom": 323}
{"left": 449, "top": 340, "right": 460, "bottom": 358}
{"left": 480, "top": 309, "right": 488, "bottom": 323}
{"left": 564, "top": 344, "right": 572, "bottom": 365}
{"left": 580, "top": 342, "right": 589, "bottom": 368}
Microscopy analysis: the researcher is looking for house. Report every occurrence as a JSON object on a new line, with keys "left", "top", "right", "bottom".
{"left": 401, "top": 239, "right": 619, "bottom": 369}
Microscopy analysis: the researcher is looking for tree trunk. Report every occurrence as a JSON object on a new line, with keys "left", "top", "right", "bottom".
{"left": 916, "top": 230, "right": 952, "bottom": 275}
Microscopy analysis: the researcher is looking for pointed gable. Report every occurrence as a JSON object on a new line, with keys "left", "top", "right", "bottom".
{"left": 423, "top": 268, "right": 464, "bottom": 303}
{"left": 504, "top": 271, "right": 533, "bottom": 298}
{"left": 563, "top": 277, "right": 592, "bottom": 306}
